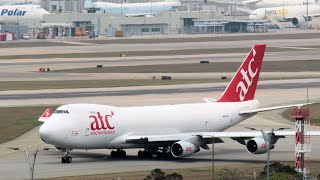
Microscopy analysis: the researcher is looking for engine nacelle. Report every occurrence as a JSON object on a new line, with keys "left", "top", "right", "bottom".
{"left": 171, "top": 141, "right": 200, "bottom": 158}
{"left": 246, "top": 138, "right": 274, "bottom": 154}
{"left": 291, "top": 16, "right": 306, "bottom": 27}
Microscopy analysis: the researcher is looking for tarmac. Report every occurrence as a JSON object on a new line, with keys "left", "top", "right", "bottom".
{"left": 1, "top": 33, "right": 320, "bottom": 179}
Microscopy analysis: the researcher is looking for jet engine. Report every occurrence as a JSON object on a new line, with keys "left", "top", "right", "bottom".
{"left": 246, "top": 137, "right": 274, "bottom": 154}
{"left": 171, "top": 141, "right": 200, "bottom": 158}
{"left": 291, "top": 16, "right": 306, "bottom": 27}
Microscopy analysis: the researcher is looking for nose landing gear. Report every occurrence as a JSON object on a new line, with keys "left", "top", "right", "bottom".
{"left": 61, "top": 149, "right": 72, "bottom": 163}
{"left": 61, "top": 155, "right": 72, "bottom": 163}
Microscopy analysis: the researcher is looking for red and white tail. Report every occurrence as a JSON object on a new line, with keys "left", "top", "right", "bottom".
{"left": 218, "top": 44, "right": 266, "bottom": 102}
{"left": 38, "top": 109, "right": 53, "bottom": 122}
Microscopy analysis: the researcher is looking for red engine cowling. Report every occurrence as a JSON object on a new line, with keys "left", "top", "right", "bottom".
{"left": 171, "top": 141, "right": 200, "bottom": 158}
{"left": 246, "top": 137, "right": 274, "bottom": 154}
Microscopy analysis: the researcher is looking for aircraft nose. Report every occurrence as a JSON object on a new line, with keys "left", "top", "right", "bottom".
{"left": 39, "top": 123, "right": 52, "bottom": 143}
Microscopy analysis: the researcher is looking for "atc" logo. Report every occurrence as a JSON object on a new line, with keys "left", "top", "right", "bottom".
{"left": 90, "top": 111, "right": 115, "bottom": 130}
{"left": 236, "top": 48, "right": 258, "bottom": 101}
{"left": 186, "top": 146, "right": 193, "bottom": 152}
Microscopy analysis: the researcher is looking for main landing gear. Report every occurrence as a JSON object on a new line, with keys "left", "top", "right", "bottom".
{"left": 61, "top": 149, "right": 72, "bottom": 163}
{"left": 138, "top": 147, "right": 175, "bottom": 160}
{"left": 110, "top": 149, "right": 126, "bottom": 159}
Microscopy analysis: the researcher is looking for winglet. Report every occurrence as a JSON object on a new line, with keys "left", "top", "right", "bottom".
{"left": 218, "top": 44, "right": 266, "bottom": 102}
{"left": 38, "top": 109, "right": 53, "bottom": 122}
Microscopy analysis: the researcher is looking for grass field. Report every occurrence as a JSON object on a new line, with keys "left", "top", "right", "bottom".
{"left": 1, "top": 76, "right": 320, "bottom": 91}
{"left": 74, "top": 33, "right": 320, "bottom": 44}
{"left": 0, "top": 41, "right": 80, "bottom": 48}
{"left": 40, "top": 164, "right": 266, "bottom": 180}
{"left": 0, "top": 79, "right": 221, "bottom": 91}
{"left": 41, "top": 161, "right": 320, "bottom": 180}
{"left": 0, "top": 46, "right": 303, "bottom": 60}
{"left": 283, "top": 103, "right": 320, "bottom": 125}
{"left": 55, "top": 60, "right": 320, "bottom": 73}
{"left": 0, "top": 106, "right": 57, "bottom": 144}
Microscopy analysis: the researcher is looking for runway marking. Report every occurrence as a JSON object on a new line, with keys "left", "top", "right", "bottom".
{"left": 279, "top": 46, "right": 318, "bottom": 50}
{"left": 0, "top": 142, "right": 42, "bottom": 157}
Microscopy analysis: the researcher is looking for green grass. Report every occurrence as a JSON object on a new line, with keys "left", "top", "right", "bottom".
{"left": 56, "top": 60, "right": 320, "bottom": 73}
{"left": 283, "top": 103, "right": 320, "bottom": 125}
{"left": 0, "top": 106, "right": 58, "bottom": 144}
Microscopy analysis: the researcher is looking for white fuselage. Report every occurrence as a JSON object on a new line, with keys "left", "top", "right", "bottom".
{"left": 39, "top": 100, "right": 260, "bottom": 149}
{"left": 245, "top": 0, "right": 317, "bottom": 9}
{"left": 0, "top": 0, "right": 41, "bottom": 6}
{"left": 249, "top": 5, "right": 320, "bottom": 21}
{"left": 0, "top": 5, "right": 49, "bottom": 24}
{"left": 93, "top": 1, "right": 181, "bottom": 15}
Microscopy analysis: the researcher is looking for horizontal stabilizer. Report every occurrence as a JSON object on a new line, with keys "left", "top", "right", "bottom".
{"left": 239, "top": 103, "right": 310, "bottom": 115}
{"left": 203, "top": 98, "right": 217, "bottom": 103}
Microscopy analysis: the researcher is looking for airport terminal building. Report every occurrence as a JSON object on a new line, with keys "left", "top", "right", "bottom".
{"left": 2, "top": 0, "right": 271, "bottom": 39}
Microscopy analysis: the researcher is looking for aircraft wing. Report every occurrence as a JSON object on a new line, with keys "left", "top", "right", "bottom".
{"left": 237, "top": 7, "right": 253, "bottom": 13}
{"left": 123, "top": 130, "right": 320, "bottom": 144}
{"left": 211, "top": 0, "right": 262, "bottom": 6}
{"left": 282, "top": 13, "right": 320, "bottom": 21}
{"left": 125, "top": 13, "right": 154, "bottom": 17}
{"left": 211, "top": 0, "right": 244, "bottom": 6}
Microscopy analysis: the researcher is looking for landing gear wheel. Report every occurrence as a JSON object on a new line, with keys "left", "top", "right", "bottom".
{"left": 156, "top": 152, "right": 164, "bottom": 159}
{"left": 110, "top": 150, "right": 116, "bottom": 158}
{"left": 61, "top": 156, "right": 66, "bottom": 163}
{"left": 142, "top": 150, "right": 153, "bottom": 159}
{"left": 120, "top": 150, "right": 126, "bottom": 158}
{"left": 61, "top": 156, "right": 72, "bottom": 163}
{"left": 138, "top": 150, "right": 143, "bottom": 159}
{"left": 66, "top": 156, "right": 72, "bottom": 163}
{"left": 61, "top": 149, "right": 72, "bottom": 164}
{"left": 111, "top": 149, "right": 126, "bottom": 158}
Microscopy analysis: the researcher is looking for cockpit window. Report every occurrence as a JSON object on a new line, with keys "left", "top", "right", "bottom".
{"left": 53, "top": 110, "right": 69, "bottom": 114}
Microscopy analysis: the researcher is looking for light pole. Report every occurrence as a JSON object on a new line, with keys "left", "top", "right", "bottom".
{"left": 212, "top": 135, "right": 215, "bottom": 180}
{"left": 260, "top": 128, "right": 274, "bottom": 180}
{"left": 9, "top": 147, "right": 49, "bottom": 180}
{"left": 151, "top": 0, "right": 153, "bottom": 15}
{"left": 121, "top": 0, "right": 123, "bottom": 15}
{"left": 306, "top": 0, "right": 309, "bottom": 29}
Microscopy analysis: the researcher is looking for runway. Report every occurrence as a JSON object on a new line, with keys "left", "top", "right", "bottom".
{"left": 1, "top": 50, "right": 320, "bottom": 82}
{"left": 1, "top": 37, "right": 320, "bottom": 57}
{"left": 1, "top": 34, "right": 320, "bottom": 179}
{"left": 0, "top": 80, "right": 319, "bottom": 101}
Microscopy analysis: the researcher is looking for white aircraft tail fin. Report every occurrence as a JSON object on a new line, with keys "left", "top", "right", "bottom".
{"left": 38, "top": 109, "right": 53, "bottom": 122}
{"left": 84, "top": 0, "right": 95, "bottom": 9}
{"left": 218, "top": 44, "right": 266, "bottom": 102}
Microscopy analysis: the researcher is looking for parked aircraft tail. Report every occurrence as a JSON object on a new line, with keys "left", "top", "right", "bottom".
{"left": 38, "top": 109, "right": 53, "bottom": 122}
{"left": 218, "top": 44, "right": 266, "bottom": 102}
{"left": 84, "top": 0, "right": 95, "bottom": 9}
